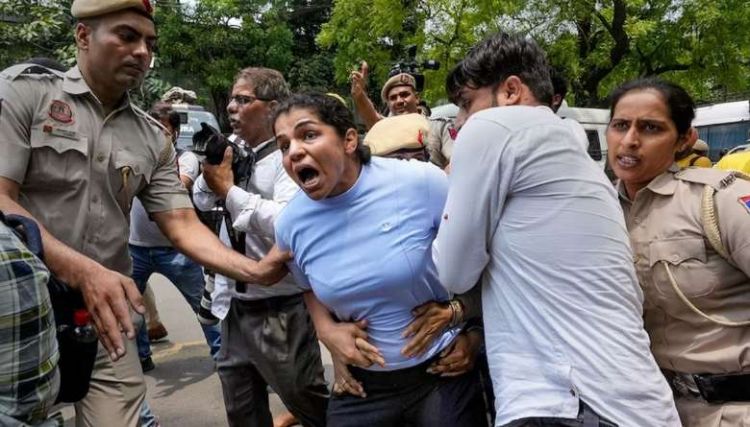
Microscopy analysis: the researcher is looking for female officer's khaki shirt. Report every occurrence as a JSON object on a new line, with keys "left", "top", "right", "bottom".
{"left": 619, "top": 165, "right": 750, "bottom": 375}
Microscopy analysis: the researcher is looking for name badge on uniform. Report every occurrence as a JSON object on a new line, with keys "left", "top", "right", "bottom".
{"left": 42, "top": 124, "right": 79, "bottom": 140}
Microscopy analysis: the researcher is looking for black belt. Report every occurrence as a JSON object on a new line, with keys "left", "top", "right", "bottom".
{"left": 663, "top": 369, "right": 750, "bottom": 403}
{"left": 347, "top": 354, "right": 442, "bottom": 393}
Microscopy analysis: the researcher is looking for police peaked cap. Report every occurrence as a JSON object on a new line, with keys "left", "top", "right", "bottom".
{"left": 381, "top": 73, "right": 417, "bottom": 102}
{"left": 72, "top": 0, "right": 153, "bottom": 19}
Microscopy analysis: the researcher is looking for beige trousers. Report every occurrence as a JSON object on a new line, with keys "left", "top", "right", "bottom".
{"left": 676, "top": 396, "right": 750, "bottom": 426}
{"left": 73, "top": 316, "right": 146, "bottom": 427}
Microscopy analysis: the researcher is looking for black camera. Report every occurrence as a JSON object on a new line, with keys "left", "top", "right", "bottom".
{"left": 389, "top": 45, "right": 440, "bottom": 93}
{"left": 192, "top": 122, "right": 254, "bottom": 184}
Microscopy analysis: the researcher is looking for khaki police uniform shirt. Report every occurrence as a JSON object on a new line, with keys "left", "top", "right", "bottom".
{"left": 426, "top": 118, "right": 454, "bottom": 169}
{"left": 618, "top": 165, "right": 750, "bottom": 374}
{"left": 0, "top": 64, "right": 192, "bottom": 276}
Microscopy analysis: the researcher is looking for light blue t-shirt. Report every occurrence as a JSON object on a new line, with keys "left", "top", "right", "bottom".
{"left": 275, "top": 157, "right": 460, "bottom": 371}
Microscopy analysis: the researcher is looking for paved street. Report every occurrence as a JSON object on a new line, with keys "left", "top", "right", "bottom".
{"left": 59, "top": 273, "right": 334, "bottom": 426}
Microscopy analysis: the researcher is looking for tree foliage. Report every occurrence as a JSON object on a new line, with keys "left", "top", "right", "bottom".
{"left": 0, "top": 0, "right": 75, "bottom": 67}
{"left": 154, "top": 0, "right": 295, "bottom": 127}
{"left": 319, "top": 0, "right": 750, "bottom": 106}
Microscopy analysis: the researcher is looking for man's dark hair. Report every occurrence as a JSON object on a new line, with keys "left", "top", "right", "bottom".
{"left": 446, "top": 32, "right": 553, "bottom": 106}
{"left": 608, "top": 77, "right": 695, "bottom": 136}
{"left": 149, "top": 102, "right": 180, "bottom": 136}
{"left": 271, "top": 93, "right": 371, "bottom": 165}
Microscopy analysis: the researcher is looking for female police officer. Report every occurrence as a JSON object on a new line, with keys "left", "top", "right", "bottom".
{"left": 607, "top": 77, "right": 750, "bottom": 426}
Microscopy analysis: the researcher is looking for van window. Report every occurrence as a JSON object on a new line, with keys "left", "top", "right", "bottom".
{"left": 586, "top": 130, "right": 602, "bottom": 161}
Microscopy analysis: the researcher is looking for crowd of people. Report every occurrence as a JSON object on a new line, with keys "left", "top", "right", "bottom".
{"left": 1, "top": 0, "right": 749, "bottom": 427}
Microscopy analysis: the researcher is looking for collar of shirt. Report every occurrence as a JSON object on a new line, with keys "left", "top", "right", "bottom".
{"left": 63, "top": 65, "right": 132, "bottom": 113}
{"left": 617, "top": 164, "right": 680, "bottom": 203}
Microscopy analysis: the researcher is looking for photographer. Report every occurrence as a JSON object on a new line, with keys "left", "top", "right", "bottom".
{"left": 192, "top": 68, "right": 328, "bottom": 427}
{"left": 350, "top": 61, "right": 456, "bottom": 169}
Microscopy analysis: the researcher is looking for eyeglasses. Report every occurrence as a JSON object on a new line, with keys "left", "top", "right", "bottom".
{"left": 229, "top": 94, "right": 272, "bottom": 106}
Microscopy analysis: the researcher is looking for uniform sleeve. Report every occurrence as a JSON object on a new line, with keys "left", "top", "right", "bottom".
{"left": 0, "top": 78, "right": 35, "bottom": 183}
{"left": 426, "top": 119, "right": 456, "bottom": 168}
{"left": 139, "top": 142, "right": 193, "bottom": 213}
{"left": 716, "top": 178, "right": 750, "bottom": 275}
{"left": 434, "top": 117, "right": 514, "bottom": 293}
{"left": 224, "top": 159, "right": 299, "bottom": 239}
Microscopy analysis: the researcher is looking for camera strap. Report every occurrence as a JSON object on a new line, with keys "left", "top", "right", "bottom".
{"left": 224, "top": 140, "right": 280, "bottom": 255}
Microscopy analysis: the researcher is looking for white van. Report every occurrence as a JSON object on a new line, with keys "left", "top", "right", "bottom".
{"left": 693, "top": 100, "right": 750, "bottom": 160}
{"left": 555, "top": 102, "right": 610, "bottom": 175}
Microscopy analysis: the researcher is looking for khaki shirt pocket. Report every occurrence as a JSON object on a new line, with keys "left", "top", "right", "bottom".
{"left": 26, "top": 127, "right": 88, "bottom": 189}
{"left": 113, "top": 149, "right": 153, "bottom": 213}
{"left": 649, "top": 237, "right": 713, "bottom": 298}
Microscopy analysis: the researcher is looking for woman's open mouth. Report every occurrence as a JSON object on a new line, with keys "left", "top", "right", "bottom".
{"left": 296, "top": 166, "right": 320, "bottom": 189}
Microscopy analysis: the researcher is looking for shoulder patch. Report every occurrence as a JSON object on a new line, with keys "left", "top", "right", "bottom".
{"left": 739, "top": 195, "right": 750, "bottom": 214}
{"left": 1, "top": 63, "right": 64, "bottom": 81}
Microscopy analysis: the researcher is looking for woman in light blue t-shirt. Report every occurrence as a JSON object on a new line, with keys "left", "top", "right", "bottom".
{"left": 270, "top": 93, "right": 486, "bottom": 427}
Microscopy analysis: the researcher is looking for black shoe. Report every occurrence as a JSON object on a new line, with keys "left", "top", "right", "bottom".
{"left": 140, "top": 356, "right": 155, "bottom": 373}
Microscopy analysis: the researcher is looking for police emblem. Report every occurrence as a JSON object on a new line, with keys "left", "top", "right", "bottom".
{"left": 49, "top": 100, "right": 73, "bottom": 124}
{"left": 739, "top": 195, "right": 750, "bottom": 214}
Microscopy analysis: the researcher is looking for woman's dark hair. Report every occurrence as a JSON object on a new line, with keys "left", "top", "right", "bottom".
{"left": 446, "top": 32, "right": 553, "bottom": 106}
{"left": 271, "top": 93, "right": 371, "bottom": 164}
{"left": 608, "top": 77, "right": 695, "bottom": 136}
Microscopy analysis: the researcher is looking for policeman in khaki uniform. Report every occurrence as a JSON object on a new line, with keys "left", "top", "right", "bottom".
{"left": 0, "top": 0, "right": 288, "bottom": 425}
{"left": 349, "top": 62, "right": 456, "bottom": 169}
{"left": 608, "top": 77, "right": 750, "bottom": 426}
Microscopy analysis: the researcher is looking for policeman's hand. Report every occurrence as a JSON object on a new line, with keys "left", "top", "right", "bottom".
{"left": 202, "top": 147, "right": 234, "bottom": 199}
{"left": 75, "top": 262, "right": 145, "bottom": 361}
{"left": 332, "top": 356, "right": 366, "bottom": 398}
{"left": 249, "top": 245, "right": 292, "bottom": 286}
{"left": 319, "top": 319, "right": 385, "bottom": 368}
{"left": 426, "top": 330, "right": 482, "bottom": 377}
{"left": 350, "top": 61, "right": 369, "bottom": 98}
{"left": 401, "top": 301, "right": 452, "bottom": 357}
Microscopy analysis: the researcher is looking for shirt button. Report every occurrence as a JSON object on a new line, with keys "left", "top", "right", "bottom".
{"left": 670, "top": 255, "right": 679, "bottom": 262}
{"left": 96, "top": 153, "right": 106, "bottom": 162}
{"left": 134, "top": 166, "right": 141, "bottom": 173}
{"left": 92, "top": 195, "right": 99, "bottom": 203}
{"left": 633, "top": 217, "right": 641, "bottom": 224}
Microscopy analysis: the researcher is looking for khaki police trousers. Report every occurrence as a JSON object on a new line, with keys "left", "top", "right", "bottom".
{"left": 73, "top": 316, "right": 146, "bottom": 427}
{"left": 676, "top": 396, "right": 750, "bottom": 427}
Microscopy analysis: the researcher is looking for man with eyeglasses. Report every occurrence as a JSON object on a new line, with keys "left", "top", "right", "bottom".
{"left": 193, "top": 67, "right": 329, "bottom": 427}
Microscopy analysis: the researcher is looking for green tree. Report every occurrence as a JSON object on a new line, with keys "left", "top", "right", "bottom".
{"left": 154, "top": 0, "right": 294, "bottom": 128}
{"left": 319, "top": 0, "right": 750, "bottom": 107}
{"left": 0, "top": 0, "right": 75, "bottom": 68}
